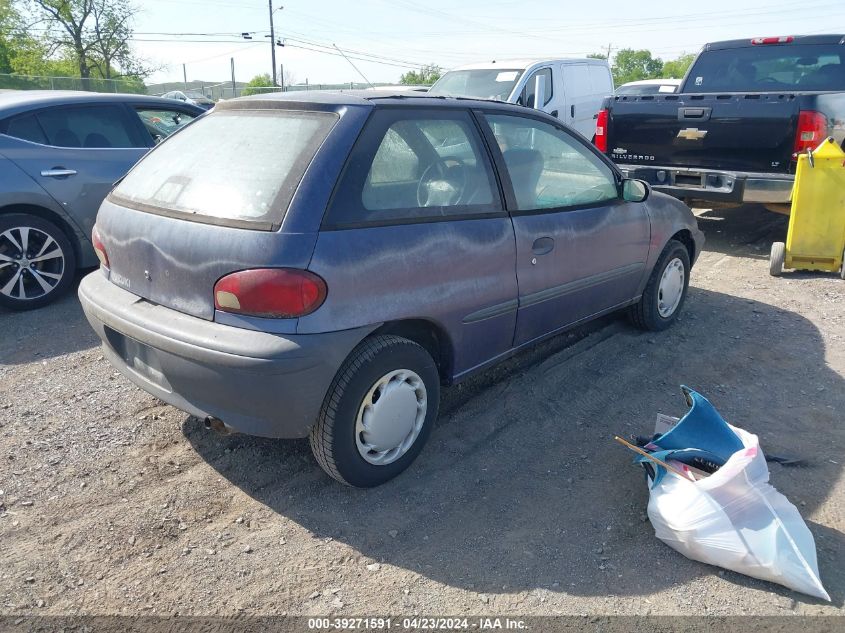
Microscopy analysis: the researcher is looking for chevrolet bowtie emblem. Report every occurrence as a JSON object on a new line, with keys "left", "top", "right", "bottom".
{"left": 677, "top": 128, "right": 708, "bottom": 140}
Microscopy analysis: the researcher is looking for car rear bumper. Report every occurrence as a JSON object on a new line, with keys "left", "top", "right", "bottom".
{"left": 618, "top": 165, "right": 794, "bottom": 205}
{"left": 78, "top": 271, "right": 375, "bottom": 438}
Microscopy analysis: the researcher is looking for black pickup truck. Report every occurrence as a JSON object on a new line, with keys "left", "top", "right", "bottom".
{"left": 595, "top": 34, "right": 845, "bottom": 211}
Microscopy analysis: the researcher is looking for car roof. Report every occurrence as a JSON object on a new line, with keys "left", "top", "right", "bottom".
{"left": 0, "top": 90, "right": 204, "bottom": 116}
{"left": 216, "top": 89, "right": 530, "bottom": 111}
{"left": 445, "top": 58, "right": 606, "bottom": 71}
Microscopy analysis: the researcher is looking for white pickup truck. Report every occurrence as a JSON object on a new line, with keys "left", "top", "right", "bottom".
{"left": 428, "top": 58, "right": 614, "bottom": 139}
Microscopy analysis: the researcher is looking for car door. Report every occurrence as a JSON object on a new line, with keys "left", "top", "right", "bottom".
{"left": 0, "top": 104, "right": 149, "bottom": 239}
{"left": 301, "top": 107, "right": 519, "bottom": 379}
{"left": 561, "top": 63, "right": 594, "bottom": 137}
{"left": 479, "top": 110, "right": 651, "bottom": 347}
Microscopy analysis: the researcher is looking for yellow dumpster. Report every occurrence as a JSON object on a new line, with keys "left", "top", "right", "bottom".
{"left": 770, "top": 137, "right": 845, "bottom": 279}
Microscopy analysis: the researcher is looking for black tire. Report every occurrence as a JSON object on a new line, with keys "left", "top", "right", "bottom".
{"left": 769, "top": 242, "right": 785, "bottom": 277}
{"left": 629, "top": 239, "right": 690, "bottom": 331}
{"left": 0, "top": 214, "right": 76, "bottom": 311}
{"left": 310, "top": 335, "right": 440, "bottom": 487}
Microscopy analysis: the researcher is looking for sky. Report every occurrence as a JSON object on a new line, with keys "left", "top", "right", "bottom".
{"left": 135, "top": 0, "right": 845, "bottom": 87}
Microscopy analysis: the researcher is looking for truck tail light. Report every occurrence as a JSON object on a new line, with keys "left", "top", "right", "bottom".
{"left": 595, "top": 109, "right": 609, "bottom": 152}
{"left": 214, "top": 268, "right": 327, "bottom": 319}
{"left": 91, "top": 226, "right": 109, "bottom": 269}
{"left": 793, "top": 110, "right": 827, "bottom": 157}
{"left": 751, "top": 36, "right": 794, "bottom": 45}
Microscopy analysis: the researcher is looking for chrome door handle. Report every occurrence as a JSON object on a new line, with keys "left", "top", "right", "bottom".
{"left": 41, "top": 168, "right": 77, "bottom": 178}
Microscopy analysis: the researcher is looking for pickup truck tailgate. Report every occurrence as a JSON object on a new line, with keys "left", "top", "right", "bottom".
{"left": 608, "top": 93, "right": 797, "bottom": 173}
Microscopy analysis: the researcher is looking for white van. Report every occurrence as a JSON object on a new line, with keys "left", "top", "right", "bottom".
{"left": 428, "top": 58, "right": 614, "bottom": 139}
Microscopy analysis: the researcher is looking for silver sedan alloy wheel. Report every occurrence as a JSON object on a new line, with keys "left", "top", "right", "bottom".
{"left": 0, "top": 226, "right": 66, "bottom": 301}
{"left": 355, "top": 368, "right": 428, "bottom": 465}
{"left": 657, "top": 257, "right": 685, "bottom": 318}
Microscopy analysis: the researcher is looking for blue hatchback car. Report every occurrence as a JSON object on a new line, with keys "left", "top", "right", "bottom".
{"left": 79, "top": 91, "right": 704, "bottom": 486}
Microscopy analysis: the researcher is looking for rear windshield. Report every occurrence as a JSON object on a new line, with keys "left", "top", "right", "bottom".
{"left": 111, "top": 109, "right": 337, "bottom": 228}
{"left": 684, "top": 44, "right": 845, "bottom": 92}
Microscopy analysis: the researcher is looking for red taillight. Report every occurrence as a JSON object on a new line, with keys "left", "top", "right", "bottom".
{"left": 214, "top": 268, "right": 327, "bottom": 319}
{"left": 91, "top": 226, "right": 109, "bottom": 269}
{"left": 595, "top": 109, "right": 609, "bottom": 153}
{"left": 751, "top": 36, "right": 794, "bottom": 45}
{"left": 793, "top": 110, "right": 827, "bottom": 157}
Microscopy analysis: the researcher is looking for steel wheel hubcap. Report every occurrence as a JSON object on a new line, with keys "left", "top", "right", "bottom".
{"left": 657, "top": 257, "right": 685, "bottom": 318}
{"left": 355, "top": 369, "right": 427, "bottom": 465}
{"left": 0, "top": 226, "right": 65, "bottom": 301}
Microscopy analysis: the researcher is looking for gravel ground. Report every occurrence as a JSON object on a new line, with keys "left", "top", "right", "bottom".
{"left": 1, "top": 204, "right": 843, "bottom": 617}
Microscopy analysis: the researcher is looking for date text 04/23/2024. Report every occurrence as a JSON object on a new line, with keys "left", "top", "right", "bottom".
{"left": 307, "top": 617, "right": 528, "bottom": 630}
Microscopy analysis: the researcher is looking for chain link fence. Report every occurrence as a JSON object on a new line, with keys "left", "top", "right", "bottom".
{"left": 0, "top": 73, "right": 146, "bottom": 93}
{"left": 0, "top": 74, "right": 398, "bottom": 99}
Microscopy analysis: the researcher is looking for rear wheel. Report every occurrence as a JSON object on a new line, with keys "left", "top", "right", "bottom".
{"left": 629, "top": 239, "right": 690, "bottom": 331}
{"left": 310, "top": 335, "right": 440, "bottom": 487}
{"left": 0, "top": 214, "right": 76, "bottom": 310}
{"left": 769, "top": 242, "right": 785, "bottom": 277}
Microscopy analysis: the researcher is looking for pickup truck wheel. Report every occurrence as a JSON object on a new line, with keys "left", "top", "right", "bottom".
{"left": 310, "top": 335, "right": 440, "bottom": 487}
{"left": 0, "top": 214, "right": 76, "bottom": 311}
{"left": 629, "top": 240, "right": 690, "bottom": 332}
{"left": 769, "top": 242, "right": 785, "bottom": 277}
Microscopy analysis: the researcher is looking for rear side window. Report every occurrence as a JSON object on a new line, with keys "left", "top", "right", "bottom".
{"left": 325, "top": 108, "right": 502, "bottom": 228}
{"left": 3, "top": 113, "right": 48, "bottom": 144}
{"left": 111, "top": 110, "right": 337, "bottom": 228}
{"left": 685, "top": 44, "right": 845, "bottom": 92}
{"left": 3, "top": 105, "right": 140, "bottom": 148}
{"left": 37, "top": 105, "right": 138, "bottom": 148}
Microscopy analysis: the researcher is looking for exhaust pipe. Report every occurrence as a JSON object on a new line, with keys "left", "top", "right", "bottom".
{"left": 204, "top": 416, "right": 234, "bottom": 435}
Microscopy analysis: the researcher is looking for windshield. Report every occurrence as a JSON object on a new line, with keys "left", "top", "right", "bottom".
{"left": 684, "top": 44, "right": 845, "bottom": 92}
{"left": 111, "top": 110, "right": 337, "bottom": 228}
{"left": 185, "top": 91, "right": 211, "bottom": 100}
{"left": 429, "top": 68, "right": 524, "bottom": 100}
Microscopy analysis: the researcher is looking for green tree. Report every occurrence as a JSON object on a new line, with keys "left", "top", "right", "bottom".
{"left": 399, "top": 63, "right": 442, "bottom": 86}
{"left": 25, "top": 0, "right": 149, "bottom": 89}
{"left": 612, "top": 48, "right": 663, "bottom": 85}
{"left": 662, "top": 53, "right": 695, "bottom": 79}
{"left": 587, "top": 52, "right": 607, "bottom": 60}
{"left": 242, "top": 72, "right": 274, "bottom": 96}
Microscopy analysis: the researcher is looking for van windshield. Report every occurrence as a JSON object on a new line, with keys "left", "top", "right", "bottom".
{"left": 111, "top": 109, "right": 337, "bottom": 228}
{"left": 684, "top": 44, "right": 845, "bottom": 92}
{"left": 429, "top": 68, "right": 523, "bottom": 100}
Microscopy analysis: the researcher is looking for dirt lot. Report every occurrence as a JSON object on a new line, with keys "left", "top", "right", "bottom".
{"left": 1, "top": 204, "right": 843, "bottom": 617}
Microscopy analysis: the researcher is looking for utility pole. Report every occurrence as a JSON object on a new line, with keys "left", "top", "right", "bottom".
{"left": 182, "top": 64, "right": 188, "bottom": 90}
{"left": 230, "top": 57, "right": 236, "bottom": 98}
{"left": 605, "top": 43, "right": 613, "bottom": 62}
{"left": 269, "top": 1, "right": 278, "bottom": 86}
{"left": 280, "top": 63, "right": 284, "bottom": 90}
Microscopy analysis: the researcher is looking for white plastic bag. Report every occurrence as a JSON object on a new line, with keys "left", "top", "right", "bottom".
{"left": 646, "top": 424, "right": 830, "bottom": 600}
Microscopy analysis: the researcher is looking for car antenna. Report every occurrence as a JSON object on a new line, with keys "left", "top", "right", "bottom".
{"left": 333, "top": 44, "right": 374, "bottom": 89}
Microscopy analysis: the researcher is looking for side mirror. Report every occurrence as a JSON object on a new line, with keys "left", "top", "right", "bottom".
{"left": 622, "top": 178, "right": 650, "bottom": 203}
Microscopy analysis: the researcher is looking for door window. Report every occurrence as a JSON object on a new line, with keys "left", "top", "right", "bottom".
{"left": 518, "top": 68, "right": 553, "bottom": 108}
{"left": 2, "top": 113, "right": 49, "bottom": 144}
{"left": 135, "top": 108, "right": 197, "bottom": 144}
{"left": 7, "top": 105, "right": 142, "bottom": 148}
{"left": 486, "top": 114, "right": 618, "bottom": 211}
{"left": 325, "top": 109, "right": 501, "bottom": 228}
